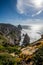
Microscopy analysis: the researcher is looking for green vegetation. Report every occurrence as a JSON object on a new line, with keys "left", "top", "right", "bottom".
{"left": 0, "top": 34, "right": 21, "bottom": 53}
{"left": 0, "top": 34, "right": 21, "bottom": 65}
{"left": 0, "top": 25, "right": 43, "bottom": 65}
{"left": 33, "top": 46, "right": 43, "bottom": 65}
{"left": 0, "top": 53, "right": 22, "bottom": 65}
{"left": 0, "top": 45, "right": 21, "bottom": 54}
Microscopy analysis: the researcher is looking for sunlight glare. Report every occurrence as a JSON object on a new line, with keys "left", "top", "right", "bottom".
{"left": 33, "top": 0, "right": 43, "bottom": 9}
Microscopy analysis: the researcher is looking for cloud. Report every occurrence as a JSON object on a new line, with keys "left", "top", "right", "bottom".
{"left": 32, "top": 9, "right": 43, "bottom": 17}
{"left": 16, "top": 0, "right": 43, "bottom": 16}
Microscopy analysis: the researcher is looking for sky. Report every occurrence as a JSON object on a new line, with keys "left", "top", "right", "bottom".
{"left": 0, "top": 0, "right": 43, "bottom": 25}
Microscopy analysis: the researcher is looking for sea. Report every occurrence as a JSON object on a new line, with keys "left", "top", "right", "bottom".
{"left": 20, "top": 24, "right": 43, "bottom": 45}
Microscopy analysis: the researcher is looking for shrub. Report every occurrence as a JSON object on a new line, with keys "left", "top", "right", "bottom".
{"left": 0, "top": 53, "right": 21, "bottom": 65}
{"left": 33, "top": 46, "right": 43, "bottom": 65}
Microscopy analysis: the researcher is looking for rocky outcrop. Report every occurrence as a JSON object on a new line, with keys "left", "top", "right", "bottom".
{"left": 0, "top": 23, "right": 21, "bottom": 45}
{"left": 23, "top": 34, "right": 30, "bottom": 46}
{"left": 18, "top": 24, "right": 22, "bottom": 31}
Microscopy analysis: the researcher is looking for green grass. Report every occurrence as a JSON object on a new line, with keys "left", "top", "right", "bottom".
{"left": 0, "top": 34, "right": 21, "bottom": 54}
{"left": 0, "top": 44, "right": 21, "bottom": 54}
{"left": 32, "top": 46, "right": 43, "bottom": 65}
{"left": 0, "top": 53, "right": 21, "bottom": 65}
{"left": 0, "top": 33, "right": 22, "bottom": 65}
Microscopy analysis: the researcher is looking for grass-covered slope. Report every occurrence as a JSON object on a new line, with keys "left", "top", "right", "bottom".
{"left": 0, "top": 24, "right": 43, "bottom": 65}
{"left": 0, "top": 34, "right": 22, "bottom": 65}
{"left": 32, "top": 46, "right": 43, "bottom": 65}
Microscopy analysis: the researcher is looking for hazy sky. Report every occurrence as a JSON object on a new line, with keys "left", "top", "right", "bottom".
{"left": 0, "top": 0, "right": 43, "bottom": 25}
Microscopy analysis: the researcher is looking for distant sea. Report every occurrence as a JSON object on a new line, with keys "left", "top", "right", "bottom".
{"left": 20, "top": 24, "right": 43, "bottom": 45}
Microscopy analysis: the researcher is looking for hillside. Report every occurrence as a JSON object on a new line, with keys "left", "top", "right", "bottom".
{"left": 0, "top": 24, "right": 43, "bottom": 65}
{"left": 19, "top": 38, "right": 43, "bottom": 65}
{"left": 0, "top": 35, "right": 43, "bottom": 65}
{"left": 0, "top": 23, "right": 21, "bottom": 45}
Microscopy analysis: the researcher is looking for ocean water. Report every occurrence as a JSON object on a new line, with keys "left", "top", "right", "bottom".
{"left": 20, "top": 24, "right": 43, "bottom": 45}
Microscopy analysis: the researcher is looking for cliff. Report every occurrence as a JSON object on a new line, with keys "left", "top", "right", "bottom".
{"left": 0, "top": 23, "right": 21, "bottom": 45}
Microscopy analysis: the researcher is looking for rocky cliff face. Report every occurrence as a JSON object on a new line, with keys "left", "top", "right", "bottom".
{"left": 0, "top": 23, "right": 21, "bottom": 45}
